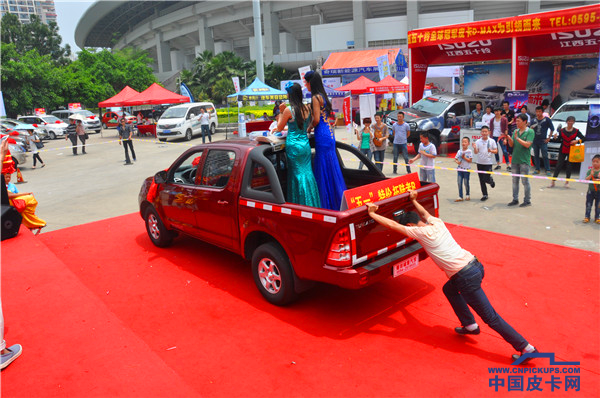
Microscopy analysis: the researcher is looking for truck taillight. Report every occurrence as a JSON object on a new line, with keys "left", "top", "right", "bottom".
{"left": 326, "top": 226, "right": 352, "bottom": 267}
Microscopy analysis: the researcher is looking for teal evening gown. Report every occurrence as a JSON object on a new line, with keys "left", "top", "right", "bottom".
{"left": 285, "top": 111, "right": 321, "bottom": 207}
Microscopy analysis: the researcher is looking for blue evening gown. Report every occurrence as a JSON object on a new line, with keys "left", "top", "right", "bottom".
{"left": 312, "top": 97, "right": 347, "bottom": 210}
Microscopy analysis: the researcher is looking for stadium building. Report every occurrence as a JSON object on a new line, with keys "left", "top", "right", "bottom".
{"left": 74, "top": 0, "right": 595, "bottom": 86}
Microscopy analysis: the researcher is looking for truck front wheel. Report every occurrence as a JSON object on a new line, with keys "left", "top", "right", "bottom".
{"left": 144, "top": 207, "right": 174, "bottom": 247}
{"left": 251, "top": 242, "right": 297, "bottom": 306}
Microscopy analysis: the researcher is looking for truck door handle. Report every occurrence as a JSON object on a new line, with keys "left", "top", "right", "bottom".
{"left": 218, "top": 200, "right": 229, "bottom": 205}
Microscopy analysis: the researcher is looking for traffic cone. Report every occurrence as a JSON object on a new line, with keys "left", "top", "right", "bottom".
{"left": 16, "top": 167, "right": 26, "bottom": 183}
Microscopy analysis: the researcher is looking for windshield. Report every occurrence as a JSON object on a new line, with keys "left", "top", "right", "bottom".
{"left": 410, "top": 97, "right": 450, "bottom": 115}
{"left": 161, "top": 107, "right": 187, "bottom": 119}
{"left": 74, "top": 110, "right": 95, "bottom": 117}
{"left": 41, "top": 116, "right": 62, "bottom": 123}
{"left": 552, "top": 105, "right": 590, "bottom": 123}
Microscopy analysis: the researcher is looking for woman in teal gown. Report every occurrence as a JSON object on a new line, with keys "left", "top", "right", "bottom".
{"left": 274, "top": 82, "right": 320, "bottom": 207}
{"left": 304, "top": 71, "right": 347, "bottom": 210}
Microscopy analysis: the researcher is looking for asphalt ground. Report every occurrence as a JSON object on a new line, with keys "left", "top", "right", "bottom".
{"left": 14, "top": 126, "right": 599, "bottom": 251}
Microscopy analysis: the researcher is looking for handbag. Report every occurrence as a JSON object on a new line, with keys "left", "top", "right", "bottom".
{"left": 568, "top": 143, "right": 585, "bottom": 163}
{"left": 84, "top": 133, "right": 89, "bottom": 140}
{"left": 34, "top": 139, "right": 44, "bottom": 149}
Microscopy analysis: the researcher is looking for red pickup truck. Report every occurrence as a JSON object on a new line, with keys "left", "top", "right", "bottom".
{"left": 138, "top": 138, "right": 440, "bottom": 305}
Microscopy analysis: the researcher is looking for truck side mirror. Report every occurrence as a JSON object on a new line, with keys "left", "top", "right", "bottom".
{"left": 154, "top": 170, "right": 168, "bottom": 184}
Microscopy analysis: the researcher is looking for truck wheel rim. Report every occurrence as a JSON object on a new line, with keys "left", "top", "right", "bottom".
{"left": 148, "top": 214, "right": 160, "bottom": 240}
{"left": 258, "top": 258, "right": 281, "bottom": 294}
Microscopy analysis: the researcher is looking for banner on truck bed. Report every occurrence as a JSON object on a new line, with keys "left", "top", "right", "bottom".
{"left": 341, "top": 173, "right": 421, "bottom": 210}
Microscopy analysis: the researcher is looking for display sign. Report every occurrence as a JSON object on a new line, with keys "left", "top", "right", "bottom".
{"left": 34, "top": 108, "right": 46, "bottom": 115}
{"left": 343, "top": 96, "right": 351, "bottom": 126}
{"left": 341, "top": 173, "right": 421, "bottom": 210}
{"left": 408, "top": 5, "right": 599, "bottom": 47}
{"left": 298, "top": 65, "right": 311, "bottom": 89}
{"left": 68, "top": 103, "right": 82, "bottom": 110}
{"left": 504, "top": 90, "right": 529, "bottom": 113}
{"left": 377, "top": 55, "right": 391, "bottom": 81}
{"left": 232, "top": 77, "right": 241, "bottom": 93}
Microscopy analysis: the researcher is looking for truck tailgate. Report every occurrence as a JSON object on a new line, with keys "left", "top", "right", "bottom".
{"left": 347, "top": 183, "right": 438, "bottom": 264}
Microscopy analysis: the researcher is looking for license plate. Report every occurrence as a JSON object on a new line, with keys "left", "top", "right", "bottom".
{"left": 163, "top": 129, "right": 171, "bottom": 134}
{"left": 392, "top": 254, "right": 419, "bottom": 277}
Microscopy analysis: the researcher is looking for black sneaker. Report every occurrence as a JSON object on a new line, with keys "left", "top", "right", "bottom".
{"left": 512, "top": 348, "right": 539, "bottom": 364}
{"left": 519, "top": 201, "right": 531, "bottom": 207}
{"left": 490, "top": 178, "right": 495, "bottom": 188}
{"left": 481, "top": 196, "right": 488, "bottom": 201}
{"left": 455, "top": 326, "right": 480, "bottom": 335}
{"left": 494, "top": 165, "right": 501, "bottom": 170}
{"left": 507, "top": 200, "right": 519, "bottom": 206}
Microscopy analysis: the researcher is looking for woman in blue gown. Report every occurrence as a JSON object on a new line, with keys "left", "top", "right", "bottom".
{"left": 304, "top": 71, "right": 347, "bottom": 210}
{"left": 274, "top": 82, "right": 320, "bottom": 207}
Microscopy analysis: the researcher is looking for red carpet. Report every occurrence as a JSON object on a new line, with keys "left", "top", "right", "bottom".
{"left": 1, "top": 214, "right": 598, "bottom": 397}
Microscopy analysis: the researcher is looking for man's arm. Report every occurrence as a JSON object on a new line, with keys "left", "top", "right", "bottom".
{"left": 366, "top": 203, "right": 411, "bottom": 237}
{"left": 408, "top": 190, "right": 431, "bottom": 221}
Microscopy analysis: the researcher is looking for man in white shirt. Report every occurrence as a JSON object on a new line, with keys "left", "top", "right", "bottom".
{"left": 409, "top": 132, "right": 437, "bottom": 183}
{"left": 366, "top": 190, "right": 538, "bottom": 364}
{"left": 473, "top": 126, "right": 498, "bottom": 201}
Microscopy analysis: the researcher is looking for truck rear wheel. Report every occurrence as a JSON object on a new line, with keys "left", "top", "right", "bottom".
{"left": 251, "top": 242, "right": 297, "bottom": 306}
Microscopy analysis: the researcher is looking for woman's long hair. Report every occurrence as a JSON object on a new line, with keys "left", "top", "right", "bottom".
{"left": 286, "top": 82, "right": 308, "bottom": 128}
{"left": 304, "top": 71, "right": 332, "bottom": 117}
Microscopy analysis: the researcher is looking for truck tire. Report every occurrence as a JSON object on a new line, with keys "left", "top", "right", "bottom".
{"left": 251, "top": 242, "right": 297, "bottom": 306}
{"left": 428, "top": 130, "right": 440, "bottom": 150}
{"left": 185, "top": 129, "right": 192, "bottom": 141}
{"left": 144, "top": 207, "right": 174, "bottom": 248}
{"left": 48, "top": 131, "right": 56, "bottom": 140}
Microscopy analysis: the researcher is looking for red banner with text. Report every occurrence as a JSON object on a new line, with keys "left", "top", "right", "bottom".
{"left": 342, "top": 173, "right": 421, "bottom": 210}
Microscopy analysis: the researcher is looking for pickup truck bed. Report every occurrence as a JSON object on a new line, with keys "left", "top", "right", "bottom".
{"left": 139, "top": 138, "right": 439, "bottom": 305}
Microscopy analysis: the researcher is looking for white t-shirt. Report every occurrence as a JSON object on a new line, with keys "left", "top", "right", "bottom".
{"left": 492, "top": 118, "right": 502, "bottom": 137}
{"left": 199, "top": 113, "right": 210, "bottom": 126}
{"left": 418, "top": 142, "right": 437, "bottom": 167}
{"left": 482, "top": 113, "right": 494, "bottom": 127}
{"left": 475, "top": 138, "right": 497, "bottom": 165}
{"left": 455, "top": 148, "right": 472, "bottom": 170}
{"left": 404, "top": 216, "right": 474, "bottom": 278}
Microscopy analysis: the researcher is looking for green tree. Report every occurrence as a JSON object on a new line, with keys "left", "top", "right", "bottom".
{"left": 1, "top": 43, "right": 66, "bottom": 116}
{"left": 1, "top": 13, "right": 71, "bottom": 65}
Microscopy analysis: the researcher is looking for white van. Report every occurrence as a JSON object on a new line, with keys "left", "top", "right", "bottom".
{"left": 156, "top": 102, "right": 218, "bottom": 142}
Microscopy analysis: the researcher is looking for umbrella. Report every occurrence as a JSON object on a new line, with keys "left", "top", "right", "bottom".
{"left": 68, "top": 114, "right": 86, "bottom": 121}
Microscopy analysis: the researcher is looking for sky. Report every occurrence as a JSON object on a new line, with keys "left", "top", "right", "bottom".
{"left": 54, "top": 0, "right": 95, "bottom": 53}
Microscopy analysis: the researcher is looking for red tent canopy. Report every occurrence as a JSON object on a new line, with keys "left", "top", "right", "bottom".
{"left": 121, "top": 83, "right": 190, "bottom": 106}
{"left": 335, "top": 76, "right": 377, "bottom": 94}
{"left": 367, "top": 75, "right": 409, "bottom": 94}
{"left": 98, "top": 86, "right": 139, "bottom": 107}
{"left": 407, "top": 4, "right": 600, "bottom": 103}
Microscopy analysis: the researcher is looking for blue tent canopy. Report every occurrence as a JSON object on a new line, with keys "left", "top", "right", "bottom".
{"left": 228, "top": 78, "right": 287, "bottom": 101}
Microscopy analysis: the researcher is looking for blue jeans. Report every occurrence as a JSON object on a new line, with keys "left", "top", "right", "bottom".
{"left": 373, "top": 150, "right": 385, "bottom": 171}
{"left": 358, "top": 147, "right": 372, "bottom": 170}
{"left": 201, "top": 125, "right": 211, "bottom": 143}
{"left": 511, "top": 163, "right": 531, "bottom": 202}
{"left": 493, "top": 136, "right": 510, "bottom": 165}
{"left": 585, "top": 190, "right": 600, "bottom": 220}
{"left": 457, "top": 170, "right": 470, "bottom": 198}
{"left": 532, "top": 141, "right": 550, "bottom": 172}
{"left": 442, "top": 259, "right": 528, "bottom": 352}
{"left": 420, "top": 168, "right": 435, "bottom": 183}
{"left": 393, "top": 143, "right": 411, "bottom": 173}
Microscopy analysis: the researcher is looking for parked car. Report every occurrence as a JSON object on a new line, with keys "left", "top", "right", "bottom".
{"left": 385, "top": 94, "right": 485, "bottom": 149}
{"left": 156, "top": 102, "right": 218, "bottom": 142}
{"left": 470, "top": 85, "right": 507, "bottom": 108}
{"left": 1, "top": 120, "right": 47, "bottom": 141}
{"left": 17, "top": 115, "right": 68, "bottom": 140}
{"left": 548, "top": 98, "right": 600, "bottom": 161}
{"left": 52, "top": 109, "right": 102, "bottom": 134}
{"left": 0, "top": 131, "right": 28, "bottom": 167}
{"left": 139, "top": 138, "right": 439, "bottom": 305}
{"left": 101, "top": 110, "right": 136, "bottom": 129}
